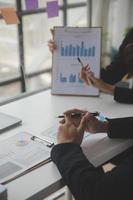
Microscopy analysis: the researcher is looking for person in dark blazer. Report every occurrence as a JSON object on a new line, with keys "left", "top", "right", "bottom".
{"left": 51, "top": 109, "right": 133, "bottom": 200}
{"left": 48, "top": 28, "right": 133, "bottom": 104}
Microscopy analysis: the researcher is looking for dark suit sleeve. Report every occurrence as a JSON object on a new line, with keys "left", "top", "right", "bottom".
{"left": 101, "top": 57, "right": 126, "bottom": 85}
{"left": 108, "top": 117, "right": 133, "bottom": 138}
{"left": 101, "top": 28, "right": 133, "bottom": 84}
{"left": 114, "top": 86, "right": 133, "bottom": 103}
{"left": 51, "top": 143, "right": 104, "bottom": 200}
{"left": 51, "top": 143, "right": 133, "bottom": 200}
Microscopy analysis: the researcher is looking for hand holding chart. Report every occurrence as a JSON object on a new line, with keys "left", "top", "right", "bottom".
{"left": 51, "top": 27, "right": 101, "bottom": 96}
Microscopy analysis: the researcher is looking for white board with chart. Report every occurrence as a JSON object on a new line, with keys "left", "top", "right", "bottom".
{"left": 52, "top": 27, "right": 101, "bottom": 96}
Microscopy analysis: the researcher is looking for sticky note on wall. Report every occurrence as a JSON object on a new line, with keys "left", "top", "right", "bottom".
{"left": 0, "top": 8, "right": 20, "bottom": 24}
{"left": 46, "top": 0, "right": 59, "bottom": 18}
{"left": 25, "top": 0, "right": 38, "bottom": 10}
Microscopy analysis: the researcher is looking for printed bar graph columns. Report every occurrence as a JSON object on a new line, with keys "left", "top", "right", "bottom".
{"left": 80, "top": 41, "right": 84, "bottom": 56}
{"left": 60, "top": 41, "right": 96, "bottom": 57}
{"left": 92, "top": 46, "right": 95, "bottom": 56}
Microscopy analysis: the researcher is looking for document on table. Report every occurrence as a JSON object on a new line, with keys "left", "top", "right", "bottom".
{"left": 81, "top": 133, "right": 133, "bottom": 167}
{"left": 0, "top": 132, "right": 51, "bottom": 184}
{"left": 41, "top": 126, "right": 133, "bottom": 167}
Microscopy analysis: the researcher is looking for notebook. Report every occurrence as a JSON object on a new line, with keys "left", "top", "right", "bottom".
{"left": 0, "top": 112, "right": 22, "bottom": 133}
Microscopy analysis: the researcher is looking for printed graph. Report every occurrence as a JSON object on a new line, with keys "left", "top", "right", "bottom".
{"left": 60, "top": 73, "right": 83, "bottom": 83}
{"left": 61, "top": 41, "right": 95, "bottom": 57}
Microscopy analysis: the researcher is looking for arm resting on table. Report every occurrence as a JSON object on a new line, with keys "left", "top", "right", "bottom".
{"left": 51, "top": 143, "right": 133, "bottom": 200}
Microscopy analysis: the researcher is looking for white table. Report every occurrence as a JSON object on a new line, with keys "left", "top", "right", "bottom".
{"left": 0, "top": 89, "right": 133, "bottom": 200}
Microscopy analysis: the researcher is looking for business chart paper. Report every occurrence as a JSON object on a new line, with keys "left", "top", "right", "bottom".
{"left": 0, "top": 132, "right": 51, "bottom": 183}
{"left": 82, "top": 133, "right": 133, "bottom": 167}
{"left": 52, "top": 27, "right": 101, "bottom": 96}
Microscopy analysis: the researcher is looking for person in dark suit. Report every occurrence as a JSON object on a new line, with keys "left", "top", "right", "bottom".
{"left": 51, "top": 109, "right": 133, "bottom": 200}
{"left": 48, "top": 28, "right": 133, "bottom": 104}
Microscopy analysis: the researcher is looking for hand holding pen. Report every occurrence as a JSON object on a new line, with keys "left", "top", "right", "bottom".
{"left": 58, "top": 108, "right": 108, "bottom": 134}
{"left": 57, "top": 111, "right": 99, "bottom": 118}
{"left": 57, "top": 109, "right": 106, "bottom": 133}
{"left": 78, "top": 57, "right": 93, "bottom": 86}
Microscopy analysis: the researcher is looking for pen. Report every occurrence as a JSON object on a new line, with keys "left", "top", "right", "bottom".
{"left": 57, "top": 111, "right": 100, "bottom": 118}
{"left": 77, "top": 57, "right": 84, "bottom": 68}
{"left": 77, "top": 57, "right": 92, "bottom": 85}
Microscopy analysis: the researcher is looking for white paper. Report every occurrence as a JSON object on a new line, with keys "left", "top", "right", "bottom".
{"left": 41, "top": 126, "right": 133, "bottom": 168}
{"left": 52, "top": 27, "right": 101, "bottom": 96}
{"left": 81, "top": 133, "right": 133, "bottom": 167}
{"left": 0, "top": 132, "right": 51, "bottom": 183}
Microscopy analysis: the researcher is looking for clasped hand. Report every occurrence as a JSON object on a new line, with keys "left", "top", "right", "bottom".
{"left": 57, "top": 109, "right": 108, "bottom": 145}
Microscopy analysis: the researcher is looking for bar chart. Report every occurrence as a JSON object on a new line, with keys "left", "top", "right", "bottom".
{"left": 60, "top": 73, "right": 84, "bottom": 83}
{"left": 61, "top": 41, "right": 95, "bottom": 57}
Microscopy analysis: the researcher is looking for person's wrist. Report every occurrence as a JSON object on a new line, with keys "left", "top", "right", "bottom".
{"left": 107, "top": 84, "right": 115, "bottom": 95}
{"left": 57, "top": 140, "right": 79, "bottom": 145}
{"left": 103, "top": 84, "right": 115, "bottom": 95}
{"left": 57, "top": 137, "right": 82, "bottom": 145}
{"left": 101, "top": 121, "right": 109, "bottom": 132}
{"left": 97, "top": 121, "right": 109, "bottom": 133}
{"left": 57, "top": 138, "right": 72, "bottom": 144}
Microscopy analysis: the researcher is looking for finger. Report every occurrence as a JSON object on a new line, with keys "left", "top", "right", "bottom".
{"left": 78, "top": 112, "right": 92, "bottom": 132}
{"left": 59, "top": 118, "right": 65, "bottom": 124}
{"left": 58, "top": 124, "right": 63, "bottom": 134}
{"left": 85, "top": 111, "right": 91, "bottom": 118}
{"left": 84, "top": 64, "right": 90, "bottom": 70}
{"left": 73, "top": 119, "right": 80, "bottom": 127}
{"left": 77, "top": 114, "right": 87, "bottom": 133}
{"left": 86, "top": 67, "right": 91, "bottom": 71}
{"left": 90, "top": 72, "right": 94, "bottom": 76}
{"left": 49, "top": 47, "right": 54, "bottom": 53}
{"left": 86, "top": 68, "right": 91, "bottom": 72}
{"left": 49, "top": 47, "right": 57, "bottom": 53}
{"left": 48, "top": 39, "right": 54, "bottom": 44}
{"left": 81, "top": 66, "right": 85, "bottom": 73}
{"left": 48, "top": 42, "right": 56, "bottom": 48}
{"left": 84, "top": 112, "right": 94, "bottom": 120}
{"left": 87, "top": 71, "right": 94, "bottom": 78}
{"left": 87, "top": 70, "right": 93, "bottom": 75}
{"left": 88, "top": 71, "right": 94, "bottom": 77}
{"left": 88, "top": 74, "right": 97, "bottom": 82}
{"left": 64, "top": 108, "right": 80, "bottom": 115}
{"left": 64, "top": 108, "right": 87, "bottom": 115}
{"left": 64, "top": 113, "right": 73, "bottom": 125}
{"left": 48, "top": 42, "right": 56, "bottom": 49}
{"left": 86, "top": 69, "right": 91, "bottom": 75}
{"left": 87, "top": 77, "right": 93, "bottom": 85}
